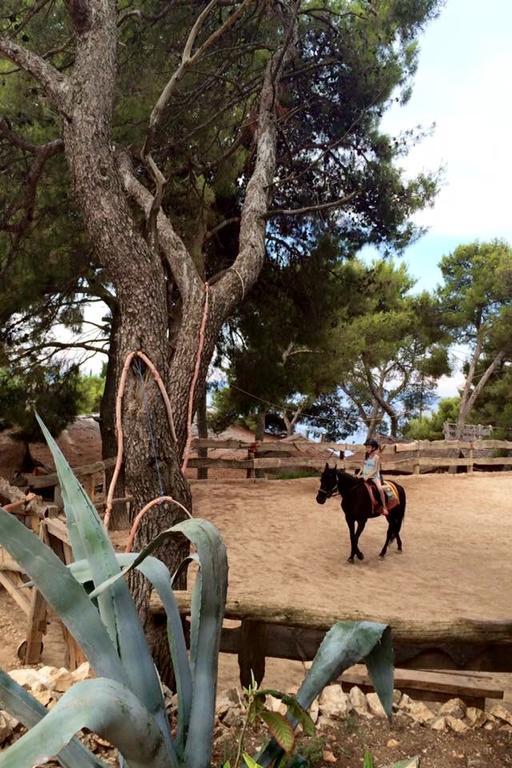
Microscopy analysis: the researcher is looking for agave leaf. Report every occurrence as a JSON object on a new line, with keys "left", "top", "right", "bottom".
{"left": 259, "top": 711, "right": 295, "bottom": 754}
{"left": 36, "top": 416, "right": 169, "bottom": 740}
{"left": 0, "top": 678, "right": 175, "bottom": 768}
{"left": 71, "top": 553, "right": 192, "bottom": 756}
{"left": 296, "top": 621, "right": 392, "bottom": 713}
{"left": 0, "top": 506, "right": 127, "bottom": 684}
{"left": 365, "top": 626, "right": 394, "bottom": 720}
{"left": 0, "top": 669, "right": 108, "bottom": 768}
{"left": 243, "top": 755, "right": 263, "bottom": 768}
{"left": 256, "top": 621, "right": 392, "bottom": 768}
{"left": 84, "top": 518, "right": 228, "bottom": 768}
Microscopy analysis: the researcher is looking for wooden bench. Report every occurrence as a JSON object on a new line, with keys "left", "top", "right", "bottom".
{"left": 149, "top": 591, "right": 512, "bottom": 699}
{"left": 340, "top": 665, "right": 504, "bottom": 709}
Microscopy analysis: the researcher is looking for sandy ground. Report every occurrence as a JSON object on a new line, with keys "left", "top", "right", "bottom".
{"left": 1, "top": 471, "right": 511, "bottom": 696}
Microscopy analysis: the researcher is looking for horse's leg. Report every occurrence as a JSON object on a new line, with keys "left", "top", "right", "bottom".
{"left": 379, "top": 517, "right": 394, "bottom": 559}
{"left": 354, "top": 518, "right": 367, "bottom": 560}
{"left": 346, "top": 514, "right": 357, "bottom": 563}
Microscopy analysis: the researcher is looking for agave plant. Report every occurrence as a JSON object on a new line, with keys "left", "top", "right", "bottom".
{"left": 0, "top": 416, "right": 395, "bottom": 768}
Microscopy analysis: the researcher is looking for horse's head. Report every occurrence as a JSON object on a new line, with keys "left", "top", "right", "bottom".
{"left": 316, "top": 463, "right": 339, "bottom": 504}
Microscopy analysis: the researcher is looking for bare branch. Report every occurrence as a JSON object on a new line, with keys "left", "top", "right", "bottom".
{"left": 144, "top": 0, "right": 254, "bottom": 154}
{"left": 118, "top": 153, "right": 200, "bottom": 299}
{"left": 0, "top": 37, "right": 72, "bottom": 116}
{"left": 265, "top": 191, "right": 356, "bottom": 218}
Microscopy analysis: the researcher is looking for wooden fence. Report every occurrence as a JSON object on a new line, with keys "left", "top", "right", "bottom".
{"left": 185, "top": 437, "right": 512, "bottom": 477}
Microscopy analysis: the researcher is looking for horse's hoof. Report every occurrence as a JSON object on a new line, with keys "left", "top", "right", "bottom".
{"left": 397, "top": 548, "right": 403, "bottom": 554}
{"left": 347, "top": 557, "right": 355, "bottom": 564}
{"left": 378, "top": 554, "right": 385, "bottom": 559}
{"left": 356, "top": 552, "right": 364, "bottom": 560}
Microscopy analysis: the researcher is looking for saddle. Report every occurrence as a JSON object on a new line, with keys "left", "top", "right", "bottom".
{"left": 364, "top": 479, "right": 400, "bottom": 513}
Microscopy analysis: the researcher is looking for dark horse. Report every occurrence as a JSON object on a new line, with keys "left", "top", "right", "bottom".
{"left": 316, "top": 464, "right": 406, "bottom": 563}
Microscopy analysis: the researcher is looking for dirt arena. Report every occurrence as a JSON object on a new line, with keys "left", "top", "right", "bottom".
{"left": 1, "top": 471, "right": 511, "bottom": 694}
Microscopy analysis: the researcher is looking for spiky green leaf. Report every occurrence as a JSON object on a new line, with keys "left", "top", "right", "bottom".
{"left": 0, "top": 678, "right": 172, "bottom": 768}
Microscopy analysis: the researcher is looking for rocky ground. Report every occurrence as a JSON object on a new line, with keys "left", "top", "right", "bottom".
{"left": 1, "top": 663, "right": 511, "bottom": 767}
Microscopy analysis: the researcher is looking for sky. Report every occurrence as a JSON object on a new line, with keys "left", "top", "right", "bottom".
{"left": 360, "top": 0, "right": 512, "bottom": 398}
{"left": 376, "top": 0, "right": 512, "bottom": 290}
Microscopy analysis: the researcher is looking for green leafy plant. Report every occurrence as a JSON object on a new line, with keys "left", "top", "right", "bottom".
{"left": 0, "top": 416, "right": 396, "bottom": 768}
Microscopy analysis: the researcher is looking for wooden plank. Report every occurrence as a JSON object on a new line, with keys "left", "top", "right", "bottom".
{"left": 152, "top": 592, "right": 512, "bottom": 645}
{"left": 44, "top": 516, "right": 70, "bottom": 546}
{"left": 340, "top": 664, "right": 503, "bottom": 701}
{"left": 0, "top": 571, "right": 31, "bottom": 616}
{"left": 24, "top": 457, "right": 116, "bottom": 490}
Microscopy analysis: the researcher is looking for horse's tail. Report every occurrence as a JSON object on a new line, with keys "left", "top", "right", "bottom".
{"left": 396, "top": 485, "right": 406, "bottom": 534}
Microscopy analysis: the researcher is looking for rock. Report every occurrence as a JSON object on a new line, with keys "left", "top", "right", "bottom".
{"left": 382, "top": 757, "right": 420, "bottom": 768}
{"left": 0, "top": 712, "right": 19, "bottom": 745}
{"left": 52, "top": 670, "right": 77, "bottom": 693}
{"left": 319, "top": 685, "right": 351, "bottom": 719}
{"left": 348, "top": 685, "right": 368, "bottom": 715}
{"left": 222, "top": 706, "right": 244, "bottom": 728}
{"left": 265, "top": 694, "right": 286, "bottom": 715}
{"left": 445, "top": 715, "right": 469, "bottom": 733}
{"left": 393, "top": 689, "right": 403, "bottom": 707}
{"left": 309, "top": 698, "right": 319, "bottom": 724}
{"left": 8, "top": 669, "right": 44, "bottom": 689}
{"left": 431, "top": 716, "right": 447, "bottom": 732}
{"left": 438, "top": 698, "right": 466, "bottom": 719}
{"left": 488, "top": 703, "right": 512, "bottom": 726}
{"left": 215, "top": 693, "right": 235, "bottom": 718}
{"left": 367, "top": 692, "right": 387, "bottom": 718}
{"left": 316, "top": 715, "right": 335, "bottom": 731}
{"left": 322, "top": 749, "right": 337, "bottom": 763}
{"left": 386, "top": 738, "right": 400, "bottom": 748}
{"left": 465, "top": 707, "right": 487, "bottom": 728}
{"left": 32, "top": 689, "right": 56, "bottom": 708}
{"left": 71, "top": 662, "right": 91, "bottom": 682}
{"left": 401, "top": 697, "right": 435, "bottom": 725}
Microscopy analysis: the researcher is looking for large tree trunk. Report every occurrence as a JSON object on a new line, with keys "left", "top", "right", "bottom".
{"left": 0, "top": 0, "right": 297, "bottom": 685}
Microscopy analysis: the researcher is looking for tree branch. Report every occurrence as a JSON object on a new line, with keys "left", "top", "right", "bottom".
{"left": 265, "top": 191, "right": 357, "bottom": 218}
{"left": 0, "top": 118, "right": 64, "bottom": 236}
{"left": 0, "top": 37, "right": 72, "bottom": 116}
{"left": 117, "top": 153, "right": 201, "bottom": 299}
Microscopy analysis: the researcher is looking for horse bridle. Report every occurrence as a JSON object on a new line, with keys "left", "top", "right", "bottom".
{"left": 317, "top": 477, "right": 339, "bottom": 499}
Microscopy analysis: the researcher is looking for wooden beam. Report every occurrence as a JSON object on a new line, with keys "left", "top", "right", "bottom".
{"left": 152, "top": 592, "right": 512, "bottom": 645}
{"left": 0, "top": 571, "right": 31, "bottom": 616}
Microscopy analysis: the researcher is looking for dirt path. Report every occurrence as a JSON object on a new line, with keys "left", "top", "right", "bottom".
{"left": 1, "top": 472, "right": 511, "bottom": 696}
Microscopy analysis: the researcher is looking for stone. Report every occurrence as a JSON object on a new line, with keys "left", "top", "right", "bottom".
{"left": 309, "top": 698, "right": 319, "bottom": 724}
{"left": 319, "top": 685, "right": 351, "bottom": 719}
{"left": 367, "top": 692, "right": 387, "bottom": 718}
{"left": 8, "top": 669, "right": 43, "bottom": 689}
{"left": 445, "top": 715, "right": 469, "bottom": 733}
{"left": 348, "top": 685, "right": 368, "bottom": 715}
{"left": 32, "top": 689, "right": 56, "bottom": 708}
{"left": 71, "top": 661, "right": 92, "bottom": 682}
{"left": 322, "top": 749, "right": 337, "bottom": 763}
{"left": 222, "top": 706, "right": 244, "bottom": 728}
{"left": 488, "top": 703, "right": 512, "bottom": 726}
{"left": 386, "top": 738, "right": 400, "bottom": 748}
{"left": 431, "top": 716, "right": 447, "bottom": 732}
{"left": 52, "top": 671, "right": 77, "bottom": 693}
{"left": 465, "top": 707, "right": 487, "bottom": 728}
{"left": 438, "top": 698, "right": 466, "bottom": 719}
{"left": 0, "top": 712, "right": 19, "bottom": 745}
{"left": 215, "top": 693, "right": 235, "bottom": 718}
{"left": 402, "top": 699, "right": 435, "bottom": 725}
{"left": 265, "top": 694, "right": 286, "bottom": 715}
